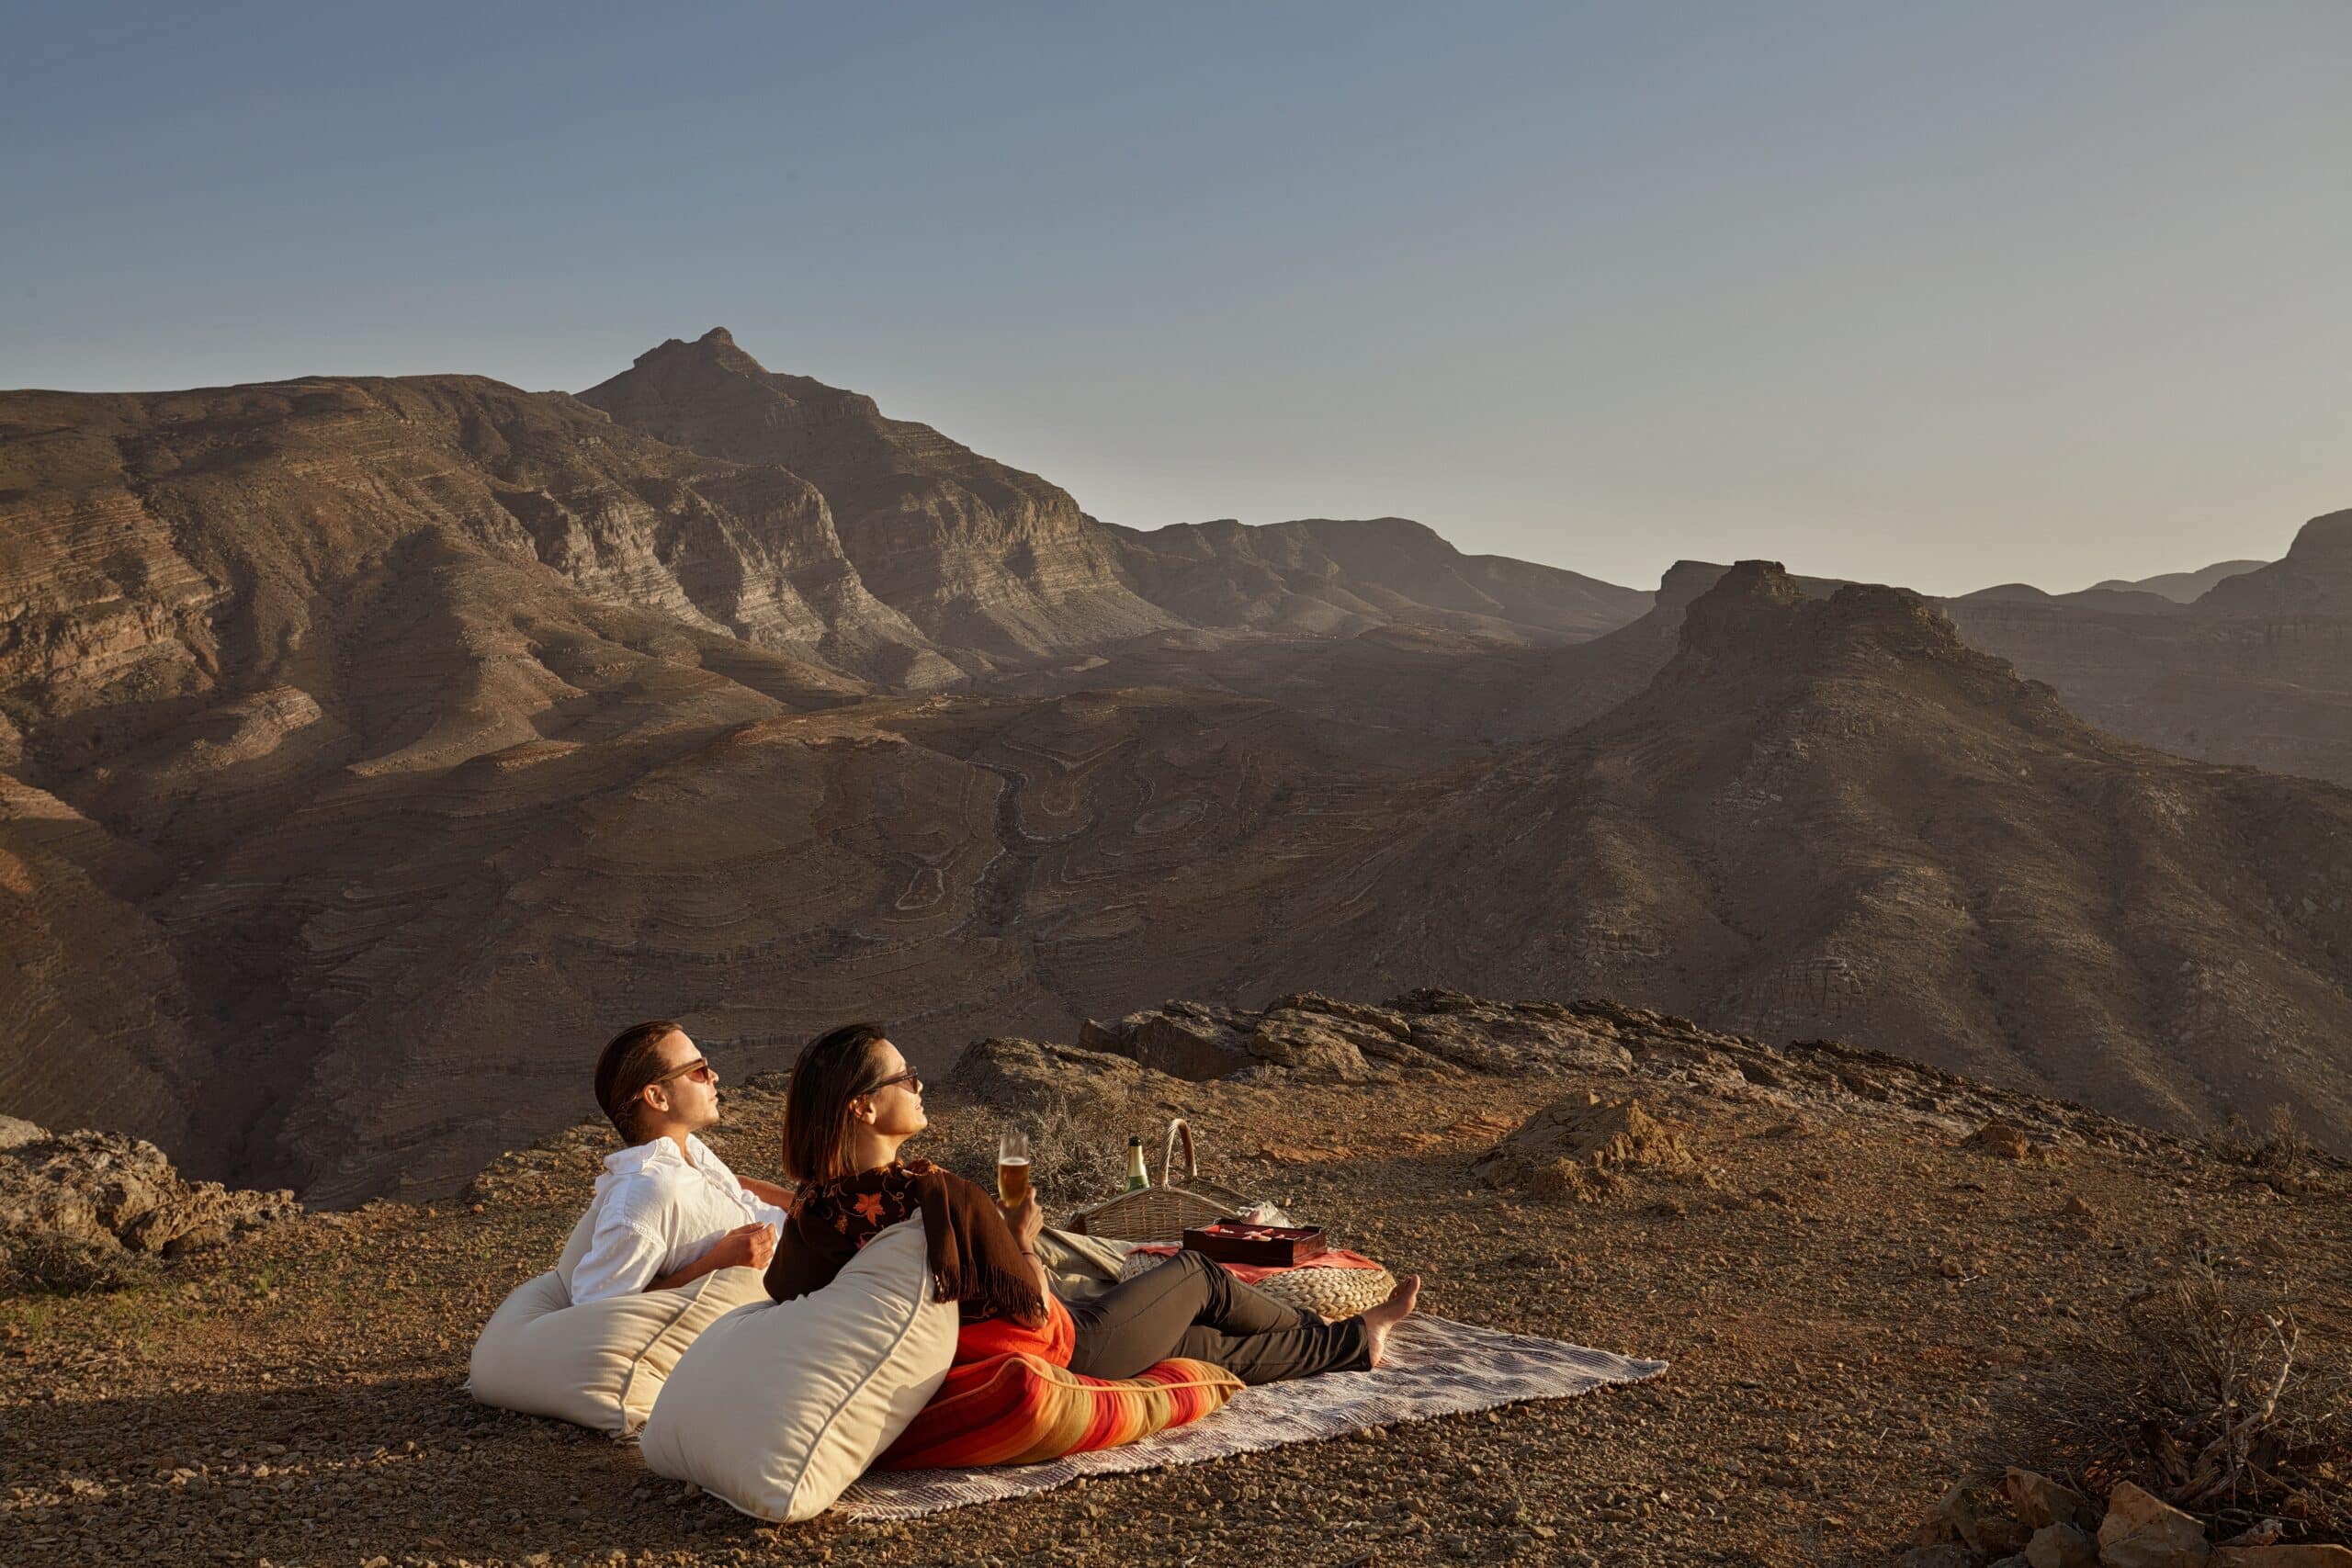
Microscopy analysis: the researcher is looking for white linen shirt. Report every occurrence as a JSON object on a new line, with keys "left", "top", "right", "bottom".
{"left": 565, "top": 1134, "right": 789, "bottom": 1306}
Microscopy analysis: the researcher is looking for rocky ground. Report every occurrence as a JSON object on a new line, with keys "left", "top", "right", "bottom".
{"left": 3, "top": 993, "right": 2346, "bottom": 1567}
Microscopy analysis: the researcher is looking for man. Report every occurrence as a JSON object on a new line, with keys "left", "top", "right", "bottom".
{"left": 568, "top": 1020, "right": 790, "bottom": 1306}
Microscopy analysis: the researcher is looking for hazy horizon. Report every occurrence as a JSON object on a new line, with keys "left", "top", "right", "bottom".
{"left": 6, "top": 1, "right": 2345, "bottom": 597}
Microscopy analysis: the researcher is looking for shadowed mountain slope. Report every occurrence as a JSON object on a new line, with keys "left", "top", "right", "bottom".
{"left": 1943, "top": 512, "right": 2352, "bottom": 784}
{"left": 2196, "top": 508, "right": 2352, "bottom": 616}
{"left": 1103, "top": 514, "right": 1648, "bottom": 642}
{"left": 976, "top": 558, "right": 1755, "bottom": 744}
{"left": 1278, "top": 563, "right": 2352, "bottom": 1147}
{"left": 2088, "top": 557, "right": 2265, "bottom": 602}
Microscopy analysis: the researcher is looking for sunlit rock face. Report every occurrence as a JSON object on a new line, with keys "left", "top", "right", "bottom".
{"left": 580, "top": 328, "right": 1181, "bottom": 670}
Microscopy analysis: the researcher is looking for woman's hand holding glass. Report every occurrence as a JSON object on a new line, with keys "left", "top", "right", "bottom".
{"left": 1006, "top": 1189, "right": 1043, "bottom": 1252}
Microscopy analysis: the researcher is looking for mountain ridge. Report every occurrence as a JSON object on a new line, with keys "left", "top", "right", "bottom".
{"left": 1260, "top": 562, "right": 2352, "bottom": 1146}
{"left": 4, "top": 336, "right": 2351, "bottom": 1200}
{"left": 578, "top": 328, "right": 1184, "bottom": 670}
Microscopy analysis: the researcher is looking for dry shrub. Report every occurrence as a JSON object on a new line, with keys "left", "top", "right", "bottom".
{"left": 1019, "top": 1089, "right": 1134, "bottom": 1210}
{"left": 2208, "top": 1104, "right": 2317, "bottom": 1174}
{"left": 934, "top": 1086, "right": 1134, "bottom": 1224}
{"left": 0, "top": 1235, "right": 159, "bottom": 1296}
{"left": 1989, "top": 1252, "right": 2350, "bottom": 1540}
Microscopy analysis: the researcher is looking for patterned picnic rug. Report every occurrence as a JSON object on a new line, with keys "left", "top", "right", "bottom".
{"left": 832, "top": 1314, "right": 1666, "bottom": 1518}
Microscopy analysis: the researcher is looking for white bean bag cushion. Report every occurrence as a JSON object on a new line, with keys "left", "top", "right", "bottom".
{"left": 468, "top": 1201, "right": 768, "bottom": 1436}
{"left": 639, "top": 1217, "right": 956, "bottom": 1522}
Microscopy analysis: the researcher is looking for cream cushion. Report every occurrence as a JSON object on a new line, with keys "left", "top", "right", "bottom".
{"left": 468, "top": 1201, "right": 767, "bottom": 1436}
{"left": 639, "top": 1217, "right": 956, "bottom": 1521}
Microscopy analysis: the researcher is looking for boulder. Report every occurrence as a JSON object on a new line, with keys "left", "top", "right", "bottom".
{"left": 943, "top": 1036, "right": 1162, "bottom": 1111}
{"left": 0, "top": 1126, "right": 299, "bottom": 1293}
{"left": 2097, "top": 1482, "right": 2211, "bottom": 1568}
{"left": 1900, "top": 1548, "right": 1979, "bottom": 1568}
{"left": 1388, "top": 992, "right": 1639, "bottom": 1079}
{"left": 2007, "top": 1468, "right": 2097, "bottom": 1529}
{"left": 1937, "top": 1469, "right": 2032, "bottom": 1557}
{"left": 2210, "top": 1550, "right": 2352, "bottom": 1566}
{"left": 1244, "top": 1010, "right": 1375, "bottom": 1081}
{"left": 2028, "top": 1522, "right": 2098, "bottom": 1568}
{"left": 1080, "top": 993, "right": 1464, "bottom": 1083}
{"left": 1966, "top": 1121, "right": 2061, "bottom": 1165}
{"left": 1473, "top": 1094, "right": 1697, "bottom": 1201}
{"left": 1079, "top": 1003, "right": 1256, "bottom": 1080}
{"left": 1264, "top": 993, "right": 1467, "bottom": 1074}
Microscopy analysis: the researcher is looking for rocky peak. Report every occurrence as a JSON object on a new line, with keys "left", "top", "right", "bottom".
{"left": 2196, "top": 507, "right": 2352, "bottom": 616}
{"left": 1661, "top": 559, "right": 2038, "bottom": 707}
{"left": 611, "top": 327, "right": 808, "bottom": 413}
{"left": 2283, "top": 507, "right": 2352, "bottom": 564}
{"left": 1673, "top": 558, "right": 1808, "bottom": 646}
{"left": 1652, "top": 559, "right": 1734, "bottom": 612}
{"left": 582, "top": 330, "right": 1178, "bottom": 664}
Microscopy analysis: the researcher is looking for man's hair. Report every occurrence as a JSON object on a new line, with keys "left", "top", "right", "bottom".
{"left": 594, "top": 1020, "right": 687, "bottom": 1143}
{"left": 781, "top": 1021, "right": 892, "bottom": 1189}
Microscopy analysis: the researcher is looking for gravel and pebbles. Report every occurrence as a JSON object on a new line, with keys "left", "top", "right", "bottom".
{"left": 5, "top": 1036, "right": 2346, "bottom": 1567}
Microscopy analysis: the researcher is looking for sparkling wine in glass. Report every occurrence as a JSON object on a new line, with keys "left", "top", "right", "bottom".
{"left": 997, "top": 1130, "right": 1031, "bottom": 1208}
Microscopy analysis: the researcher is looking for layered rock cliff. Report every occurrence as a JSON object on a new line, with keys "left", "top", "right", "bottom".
{"left": 579, "top": 329, "right": 1182, "bottom": 668}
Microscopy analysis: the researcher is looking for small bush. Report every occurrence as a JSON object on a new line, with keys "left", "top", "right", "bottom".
{"left": 2208, "top": 1104, "right": 2317, "bottom": 1173}
{"left": 934, "top": 1086, "right": 1135, "bottom": 1222}
{"left": 1, "top": 1235, "right": 160, "bottom": 1296}
{"left": 1987, "top": 1252, "right": 2350, "bottom": 1540}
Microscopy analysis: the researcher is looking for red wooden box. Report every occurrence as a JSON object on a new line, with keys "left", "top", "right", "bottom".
{"left": 1182, "top": 1218, "right": 1328, "bottom": 1268}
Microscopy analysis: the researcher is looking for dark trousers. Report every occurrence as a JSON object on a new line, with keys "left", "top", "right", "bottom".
{"left": 1064, "top": 1251, "right": 1369, "bottom": 1386}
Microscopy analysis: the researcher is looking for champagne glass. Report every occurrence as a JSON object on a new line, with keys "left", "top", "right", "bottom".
{"left": 997, "top": 1130, "right": 1031, "bottom": 1208}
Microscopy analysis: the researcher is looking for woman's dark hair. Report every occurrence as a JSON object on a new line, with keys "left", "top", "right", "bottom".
{"left": 594, "top": 1020, "right": 686, "bottom": 1142}
{"left": 781, "top": 1021, "right": 893, "bottom": 1188}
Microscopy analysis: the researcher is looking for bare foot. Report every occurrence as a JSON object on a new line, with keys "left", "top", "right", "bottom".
{"left": 1358, "top": 1273, "right": 1421, "bottom": 1369}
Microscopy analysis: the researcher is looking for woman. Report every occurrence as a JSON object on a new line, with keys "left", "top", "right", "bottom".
{"left": 763, "top": 1021, "right": 1420, "bottom": 1384}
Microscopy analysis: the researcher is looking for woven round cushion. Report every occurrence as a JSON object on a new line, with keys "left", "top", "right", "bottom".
{"left": 1256, "top": 1262, "right": 1396, "bottom": 1320}
{"left": 1117, "top": 1250, "right": 1397, "bottom": 1320}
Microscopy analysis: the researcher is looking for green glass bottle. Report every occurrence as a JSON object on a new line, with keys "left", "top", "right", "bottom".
{"left": 1123, "top": 1135, "right": 1150, "bottom": 1191}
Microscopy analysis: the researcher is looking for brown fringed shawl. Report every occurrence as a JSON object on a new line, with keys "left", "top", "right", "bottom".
{"left": 763, "top": 1157, "right": 1045, "bottom": 1325}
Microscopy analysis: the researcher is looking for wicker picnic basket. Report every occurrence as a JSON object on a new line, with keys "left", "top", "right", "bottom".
{"left": 1065, "top": 1119, "right": 1250, "bottom": 1244}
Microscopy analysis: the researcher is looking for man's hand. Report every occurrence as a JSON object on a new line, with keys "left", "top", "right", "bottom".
{"left": 702, "top": 1222, "right": 778, "bottom": 1273}
{"left": 1006, "top": 1190, "right": 1044, "bottom": 1252}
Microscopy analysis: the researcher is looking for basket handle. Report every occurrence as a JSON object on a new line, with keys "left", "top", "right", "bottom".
{"left": 1161, "top": 1118, "right": 1201, "bottom": 1186}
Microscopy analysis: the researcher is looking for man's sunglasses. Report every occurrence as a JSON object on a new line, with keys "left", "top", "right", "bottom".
{"left": 649, "top": 1058, "right": 717, "bottom": 1089}
{"left": 865, "top": 1067, "right": 923, "bottom": 1096}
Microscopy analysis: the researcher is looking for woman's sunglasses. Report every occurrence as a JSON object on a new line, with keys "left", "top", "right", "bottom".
{"left": 649, "top": 1058, "right": 717, "bottom": 1088}
{"left": 866, "top": 1067, "right": 923, "bottom": 1096}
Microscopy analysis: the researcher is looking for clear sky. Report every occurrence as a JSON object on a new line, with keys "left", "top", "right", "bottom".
{"left": 5, "top": 2, "right": 2346, "bottom": 596}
